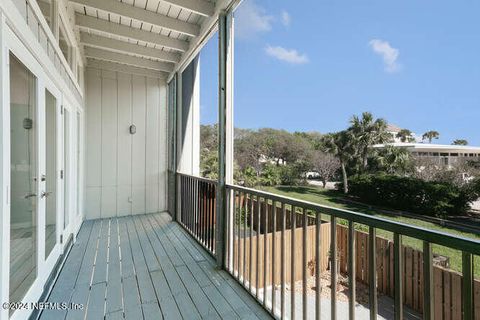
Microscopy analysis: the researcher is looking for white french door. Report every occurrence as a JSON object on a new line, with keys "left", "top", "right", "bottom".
{"left": 2, "top": 25, "right": 64, "bottom": 320}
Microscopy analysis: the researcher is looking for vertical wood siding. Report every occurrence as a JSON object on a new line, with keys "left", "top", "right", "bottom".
{"left": 85, "top": 68, "right": 167, "bottom": 219}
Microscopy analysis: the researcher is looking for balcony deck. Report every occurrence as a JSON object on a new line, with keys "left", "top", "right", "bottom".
{"left": 39, "top": 212, "right": 271, "bottom": 320}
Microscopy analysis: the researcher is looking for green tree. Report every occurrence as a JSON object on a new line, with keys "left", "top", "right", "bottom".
{"left": 452, "top": 139, "right": 468, "bottom": 146}
{"left": 374, "top": 145, "right": 412, "bottom": 175}
{"left": 349, "top": 112, "right": 389, "bottom": 171}
{"left": 322, "top": 131, "right": 356, "bottom": 194}
{"left": 396, "top": 129, "right": 415, "bottom": 143}
{"left": 422, "top": 130, "right": 440, "bottom": 143}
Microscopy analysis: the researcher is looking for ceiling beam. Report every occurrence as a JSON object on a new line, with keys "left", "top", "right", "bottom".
{"left": 84, "top": 47, "right": 174, "bottom": 73}
{"left": 80, "top": 33, "right": 180, "bottom": 64}
{"left": 87, "top": 58, "right": 167, "bottom": 79}
{"left": 161, "top": 0, "right": 214, "bottom": 17}
{"left": 76, "top": 14, "right": 189, "bottom": 52}
{"left": 71, "top": 0, "right": 199, "bottom": 37}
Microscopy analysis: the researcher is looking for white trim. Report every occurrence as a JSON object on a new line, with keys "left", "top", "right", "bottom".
{"left": 70, "top": 0, "right": 200, "bottom": 37}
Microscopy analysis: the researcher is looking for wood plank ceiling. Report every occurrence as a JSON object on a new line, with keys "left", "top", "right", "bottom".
{"left": 70, "top": 0, "right": 217, "bottom": 78}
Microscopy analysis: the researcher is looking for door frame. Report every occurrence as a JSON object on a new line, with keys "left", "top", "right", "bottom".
{"left": 1, "top": 21, "right": 63, "bottom": 320}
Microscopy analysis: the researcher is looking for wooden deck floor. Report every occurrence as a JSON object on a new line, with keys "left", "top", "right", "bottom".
{"left": 40, "top": 212, "right": 272, "bottom": 320}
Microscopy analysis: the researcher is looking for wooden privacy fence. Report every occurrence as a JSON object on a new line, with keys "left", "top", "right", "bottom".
{"left": 234, "top": 202, "right": 480, "bottom": 320}
{"left": 234, "top": 224, "right": 331, "bottom": 288}
{"left": 335, "top": 225, "right": 480, "bottom": 320}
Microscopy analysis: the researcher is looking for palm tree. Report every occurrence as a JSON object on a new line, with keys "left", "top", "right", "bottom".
{"left": 396, "top": 129, "right": 415, "bottom": 143}
{"left": 322, "top": 131, "right": 356, "bottom": 194}
{"left": 349, "top": 112, "right": 389, "bottom": 171}
{"left": 376, "top": 145, "right": 412, "bottom": 174}
{"left": 452, "top": 139, "right": 468, "bottom": 146}
{"left": 422, "top": 130, "right": 439, "bottom": 143}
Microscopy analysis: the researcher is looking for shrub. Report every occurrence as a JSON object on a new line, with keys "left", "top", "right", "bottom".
{"left": 340, "top": 174, "right": 477, "bottom": 217}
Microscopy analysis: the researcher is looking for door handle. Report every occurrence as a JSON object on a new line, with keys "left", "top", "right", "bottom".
{"left": 24, "top": 193, "right": 37, "bottom": 199}
{"left": 41, "top": 191, "right": 52, "bottom": 198}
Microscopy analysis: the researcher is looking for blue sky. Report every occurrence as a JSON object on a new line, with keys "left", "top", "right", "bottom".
{"left": 200, "top": 0, "right": 480, "bottom": 145}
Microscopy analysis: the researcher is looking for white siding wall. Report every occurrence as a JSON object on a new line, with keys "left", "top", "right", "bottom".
{"left": 85, "top": 68, "right": 167, "bottom": 219}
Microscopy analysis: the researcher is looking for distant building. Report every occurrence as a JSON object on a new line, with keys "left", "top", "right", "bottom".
{"left": 386, "top": 123, "right": 420, "bottom": 143}
{"left": 373, "top": 142, "right": 480, "bottom": 166}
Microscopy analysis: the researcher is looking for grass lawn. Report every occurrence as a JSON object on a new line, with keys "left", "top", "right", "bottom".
{"left": 261, "top": 185, "right": 480, "bottom": 277}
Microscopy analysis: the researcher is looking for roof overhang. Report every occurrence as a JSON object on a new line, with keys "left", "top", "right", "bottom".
{"left": 71, "top": 0, "right": 239, "bottom": 79}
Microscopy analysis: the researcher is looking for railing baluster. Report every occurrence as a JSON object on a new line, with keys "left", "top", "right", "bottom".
{"left": 205, "top": 182, "right": 210, "bottom": 250}
{"left": 462, "top": 252, "right": 474, "bottom": 320}
{"left": 263, "top": 198, "right": 269, "bottom": 308}
{"left": 331, "top": 216, "right": 337, "bottom": 320}
{"left": 394, "top": 233, "right": 403, "bottom": 320}
{"left": 369, "top": 227, "right": 377, "bottom": 320}
{"left": 249, "top": 194, "right": 254, "bottom": 292}
{"left": 281, "top": 202, "right": 286, "bottom": 319}
{"left": 316, "top": 211, "right": 321, "bottom": 320}
{"left": 237, "top": 192, "right": 242, "bottom": 280}
{"left": 256, "top": 196, "right": 261, "bottom": 299}
{"left": 232, "top": 190, "right": 237, "bottom": 276}
{"left": 348, "top": 220, "right": 356, "bottom": 320}
{"left": 211, "top": 183, "right": 216, "bottom": 251}
{"left": 243, "top": 193, "right": 248, "bottom": 286}
{"left": 422, "top": 241, "right": 433, "bottom": 320}
{"left": 303, "top": 208, "right": 308, "bottom": 320}
{"left": 194, "top": 179, "right": 198, "bottom": 239}
{"left": 189, "top": 177, "right": 193, "bottom": 232}
{"left": 204, "top": 182, "right": 207, "bottom": 246}
{"left": 291, "top": 206, "right": 296, "bottom": 320}
{"left": 272, "top": 201, "right": 277, "bottom": 315}
{"left": 196, "top": 180, "right": 200, "bottom": 241}
{"left": 199, "top": 181, "right": 203, "bottom": 245}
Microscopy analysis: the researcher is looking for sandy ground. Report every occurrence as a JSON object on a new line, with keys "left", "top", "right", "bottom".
{"left": 248, "top": 271, "right": 420, "bottom": 320}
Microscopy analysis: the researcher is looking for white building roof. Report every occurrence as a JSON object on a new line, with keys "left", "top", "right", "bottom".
{"left": 372, "top": 142, "right": 480, "bottom": 154}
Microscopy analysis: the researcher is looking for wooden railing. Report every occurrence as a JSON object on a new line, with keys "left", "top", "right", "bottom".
{"left": 225, "top": 184, "right": 480, "bottom": 320}
{"left": 177, "top": 173, "right": 217, "bottom": 255}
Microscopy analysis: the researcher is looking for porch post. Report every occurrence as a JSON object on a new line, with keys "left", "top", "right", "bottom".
{"left": 216, "top": 11, "right": 234, "bottom": 268}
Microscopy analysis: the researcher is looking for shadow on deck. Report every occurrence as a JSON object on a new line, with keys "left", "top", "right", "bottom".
{"left": 39, "top": 212, "right": 272, "bottom": 320}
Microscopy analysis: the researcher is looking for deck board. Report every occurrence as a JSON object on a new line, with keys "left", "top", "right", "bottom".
{"left": 39, "top": 212, "right": 272, "bottom": 320}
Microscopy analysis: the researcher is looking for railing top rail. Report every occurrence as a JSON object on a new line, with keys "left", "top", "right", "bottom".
{"left": 227, "top": 183, "right": 480, "bottom": 256}
{"left": 177, "top": 172, "right": 218, "bottom": 185}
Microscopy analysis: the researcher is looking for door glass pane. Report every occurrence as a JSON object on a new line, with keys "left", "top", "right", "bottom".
{"left": 64, "top": 109, "right": 69, "bottom": 229}
{"left": 9, "top": 53, "right": 37, "bottom": 302}
{"left": 45, "top": 90, "right": 57, "bottom": 258}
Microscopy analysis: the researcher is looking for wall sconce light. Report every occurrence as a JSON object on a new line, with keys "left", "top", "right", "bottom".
{"left": 129, "top": 124, "right": 136, "bottom": 135}
{"left": 23, "top": 118, "right": 33, "bottom": 130}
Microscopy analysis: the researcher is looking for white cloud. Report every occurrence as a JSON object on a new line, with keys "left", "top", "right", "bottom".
{"left": 235, "top": 0, "right": 274, "bottom": 39}
{"left": 281, "top": 10, "right": 291, "bottom": 27}
{"left": 265, "top": 45, "right": 309, "bottom": 64}
{"left": 369, "top": 39, "right": 401, "bottom": 73}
